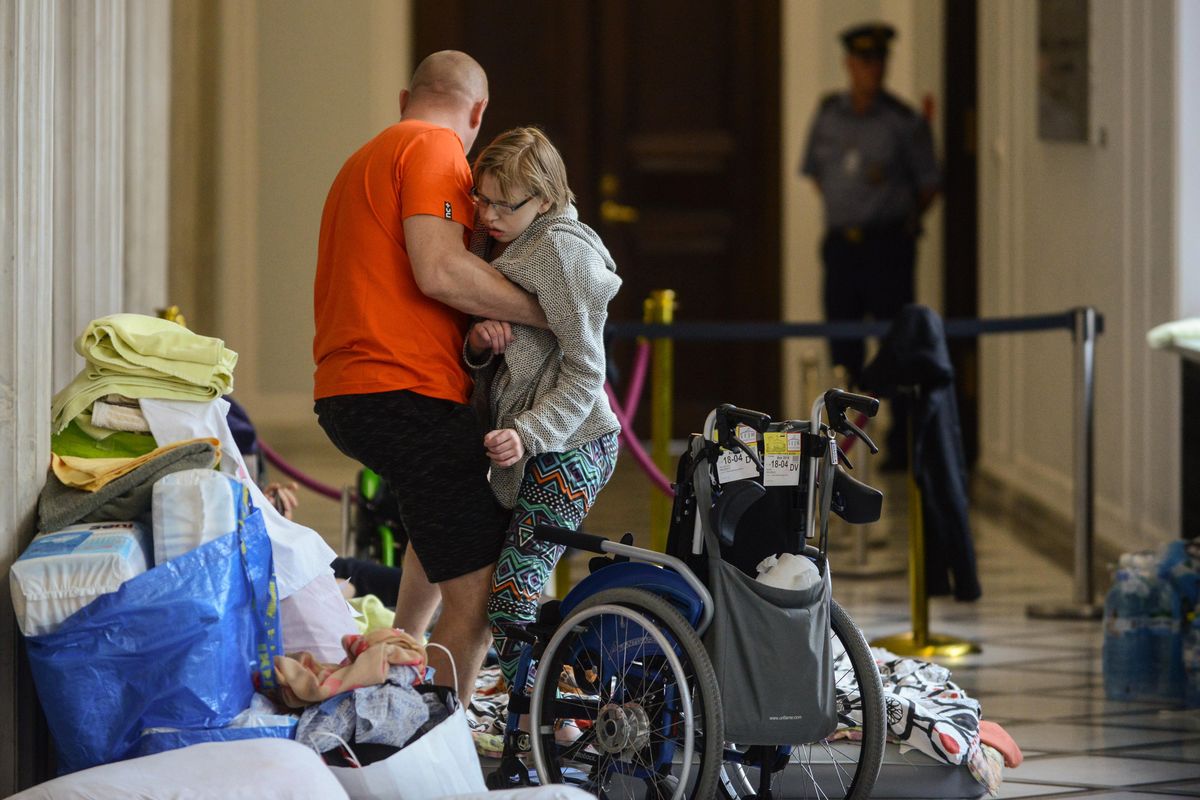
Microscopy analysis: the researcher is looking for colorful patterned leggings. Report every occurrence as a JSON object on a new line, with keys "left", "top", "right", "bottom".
{"left": 487, "top": 432, "right": 619, "bottom": 686}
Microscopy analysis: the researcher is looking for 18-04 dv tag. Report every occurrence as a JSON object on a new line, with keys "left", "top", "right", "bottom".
{"left": 763, "top": 431, "right": 802, "bottom": 486}
{"left": 716, "top": 424, "right": 761, "bottom": 483}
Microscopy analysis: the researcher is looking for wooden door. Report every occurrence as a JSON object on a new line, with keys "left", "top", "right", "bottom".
{"left": 417, "top": 1, "right": 781, "bottom": 436}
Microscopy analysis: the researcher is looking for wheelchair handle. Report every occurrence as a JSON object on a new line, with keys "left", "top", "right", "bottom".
{"left": 716, "top": 403, "right": 772, "bottom": 433}
{"left": 824, "top": 388, "right": 879, "bottom": 420}
{"left": 824, "top": 389, "right": 880, "bottom": 454}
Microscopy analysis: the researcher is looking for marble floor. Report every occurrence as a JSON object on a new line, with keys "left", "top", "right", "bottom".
{"left": 257, "top": 422, "right": 1200, "bottom": 799}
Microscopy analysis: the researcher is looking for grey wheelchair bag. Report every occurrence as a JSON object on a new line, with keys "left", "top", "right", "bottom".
{"left": 695, "top": 455, "right": 838, "bottom": 745}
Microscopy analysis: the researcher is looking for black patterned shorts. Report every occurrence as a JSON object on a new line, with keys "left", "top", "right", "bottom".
{"left": 315, "top": 390, "right": 509, "bottom": 583}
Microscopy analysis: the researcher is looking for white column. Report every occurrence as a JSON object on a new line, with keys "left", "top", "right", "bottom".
{"left": 52, "top": 0, "right": 127, "bottom": 392}
{"left": 1, "top": 0, "right": 57, "bottom": 792}
{"left": 124, "top": 0, "right": 171, "bottom": 316}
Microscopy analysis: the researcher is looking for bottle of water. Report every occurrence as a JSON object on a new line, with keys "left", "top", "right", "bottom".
{"left": 1164, "top": 540, "right": 1200, "bottom": 708}
{"left": 1146, "top": 576, "right": 1184, "bottom": 703}
{"left": 1184, "top": 610, "right": 1200, "bottom": 709}
{"left": 1103, "top": 565, "right": 1151, "bottom": 701}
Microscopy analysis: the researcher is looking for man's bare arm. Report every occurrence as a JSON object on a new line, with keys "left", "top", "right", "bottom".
{"left": 405, "top": 214, "right": 548, "bottom": 327}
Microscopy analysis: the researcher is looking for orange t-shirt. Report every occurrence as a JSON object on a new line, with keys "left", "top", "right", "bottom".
{"left": 313, "top": 121, "right": 475, "bottom": 403}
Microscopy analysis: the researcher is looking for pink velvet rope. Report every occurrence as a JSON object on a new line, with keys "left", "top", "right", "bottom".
{"left": 604, "top": 382, "right": 675, "bottom": 497}
{"left": 258, "top": 439, "right": 345, "bottom": 501}
{"left": 622, "top": 339, "right": 651, "bottom": 420}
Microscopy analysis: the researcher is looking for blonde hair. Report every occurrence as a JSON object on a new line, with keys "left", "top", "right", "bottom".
{"left": 472, "top": 127, "right": 575, "bottom": 215}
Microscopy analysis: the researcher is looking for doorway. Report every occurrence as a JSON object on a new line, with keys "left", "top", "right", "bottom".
{"left": 942, "top": 0, "right": 980, "bottom": 465}
{"left": 416, "top": 1, "right": 783, "bottom": 436}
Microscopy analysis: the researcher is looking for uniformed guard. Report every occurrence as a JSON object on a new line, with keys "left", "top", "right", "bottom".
{"left": 801, "top": 22, "right": 940, "bottom": 468}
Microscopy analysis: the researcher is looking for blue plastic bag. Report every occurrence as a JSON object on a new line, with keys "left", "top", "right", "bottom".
{"left": 24, "top": 491, "right": 282, "bottom": 774}
{"left": 131, "top": 717, "right": 298, "bottom": 759}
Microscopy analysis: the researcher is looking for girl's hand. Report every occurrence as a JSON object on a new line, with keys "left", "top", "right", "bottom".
{"left": 468, "top": 319, "right": 513, "bottom": 355}
{"left": 483, "top": 428, "right": 525, "bottom": 468}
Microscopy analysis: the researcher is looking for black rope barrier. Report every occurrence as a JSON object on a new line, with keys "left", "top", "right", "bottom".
{"left": 606, "top": 304, "right": 1107, "bottom": 621}
{"left": 606, "top": 309, "right": 1104, "bottom": 342}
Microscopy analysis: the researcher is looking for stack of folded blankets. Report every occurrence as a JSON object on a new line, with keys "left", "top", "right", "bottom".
{"left": 52, "top": 313, "right": 237, "bottom": 434}
{"left": 26, "top": 312, "right": 349, "bottom": 657}
{"left": 40, "top": 314, "right": 236, "bottom": 534}
{"left": 10, "top": 315, "right": 239, "bottom": 638}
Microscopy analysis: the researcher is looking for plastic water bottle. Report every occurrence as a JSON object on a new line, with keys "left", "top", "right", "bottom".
{"left": 1164, "top": 540, "right": 1200, "bottom": 708}
{"left": 1099, "top": 556, "right": 1156, "bottom": 700}
{"left": 1146, "top": 577, "right": 1184, "bottom": 703}
{"left": 1103, "top": 566, "right": 1151, "bottom": 701}
{"left": 1184, "top": 611, "right": 1200, "bottom": 709}
{"left": 1158, "top": 542, "right": 1200, "bottom": 704}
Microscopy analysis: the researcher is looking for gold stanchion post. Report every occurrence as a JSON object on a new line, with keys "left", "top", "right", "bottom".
{"left": 646, "top": 290, "right": 676, "bottom": 552}
{"left": 871, "top": 388, "right": 980, "bottom": 657}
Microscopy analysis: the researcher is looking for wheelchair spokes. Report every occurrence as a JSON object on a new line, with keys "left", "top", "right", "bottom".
{"left": 529, "top": 590, "right": 723, "bottom": 799}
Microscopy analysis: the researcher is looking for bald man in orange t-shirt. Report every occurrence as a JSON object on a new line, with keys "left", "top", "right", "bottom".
{"left": 313, "top": 51, "right": 545, "bottom": 694}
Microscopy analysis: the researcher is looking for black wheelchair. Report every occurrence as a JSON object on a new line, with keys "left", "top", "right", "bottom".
{"left": 487, "top": 389, "right": 888, "bottom": 799}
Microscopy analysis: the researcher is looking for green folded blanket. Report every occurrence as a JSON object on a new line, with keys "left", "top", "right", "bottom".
{"left": 51, "top": 418, "right": 159, "bottom": 459}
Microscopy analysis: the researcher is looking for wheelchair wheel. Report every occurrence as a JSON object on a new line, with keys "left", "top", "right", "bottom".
{"left": 719, "top": 599, "right": 885, "bottom": 800}
{"left": 529, "top": 588, "right": 723, "bottom": 800}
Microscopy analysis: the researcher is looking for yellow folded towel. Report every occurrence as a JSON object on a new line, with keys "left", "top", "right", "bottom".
{"left": 51, "top": 314, "right": 238, "bottom": 433}
{"left": 51, "top": 437, "right": 221, "bottom": 491}
{"left": 77, "top": 313, "right": 237, "bottom": 383}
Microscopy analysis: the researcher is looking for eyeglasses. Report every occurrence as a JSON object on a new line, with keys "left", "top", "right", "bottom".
{"left": 470, "top": 186, "right": 534, "bottom": 215}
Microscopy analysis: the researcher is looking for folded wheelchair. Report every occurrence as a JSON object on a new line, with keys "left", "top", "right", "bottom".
{"left": 489, "top": 389, "right": 888, "bottom": 799}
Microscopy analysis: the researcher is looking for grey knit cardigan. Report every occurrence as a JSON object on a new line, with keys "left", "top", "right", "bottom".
{"left": 464, "top": 206, "right": 622, "bottom": 508}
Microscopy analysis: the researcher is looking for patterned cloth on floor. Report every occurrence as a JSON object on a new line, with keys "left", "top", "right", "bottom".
{"left": 466, "top": 666, "right": 511, "bottom": 756}
{"left": 832, "top": 647, "right": 1010, "bottom": 796}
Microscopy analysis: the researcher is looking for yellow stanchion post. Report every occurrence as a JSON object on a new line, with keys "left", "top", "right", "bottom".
{"left": 647, "top": 290, "right": 676, "bottom": 553}
{"left": 157, "top": 305, "right": 188, "bottom": 328}
{"left": 553, "top": 560, "right": 572, "bottom": 601}
{"left": 871, "top": 389, "right": 980, "bottom": 658}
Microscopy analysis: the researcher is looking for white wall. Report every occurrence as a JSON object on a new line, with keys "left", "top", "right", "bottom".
{"left": 211, "top": 0, "right": 412, "bottom": 423}
{"left": 978, "top": 0, "right": 1179, "bottom": 548}
{"left": 780, "top": 0, "right": 945, "bottom": 418}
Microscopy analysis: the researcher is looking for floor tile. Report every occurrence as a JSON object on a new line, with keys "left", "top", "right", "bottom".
{"left": 1141, "top": 780, "right": 1200, "bottom": 796}
{"left": 1007, "top": 755, "right": 1200, "bottom": 786}
{"left": 951, "top": 666, "right": 1096, "bottom": 696}
{"left": 992, "top": 781, "right": 1085, "bottom": 798}
{"left": 1091, "top": 709, "right": 1200, "bottom": 732}
{"left": 934, "top": 643, "right": 1091, "bottom": 670}
{"left": 998, "top": 722, "right": 1195, "bottom": 754}
{"left": 1056, "top": 793, "right": 1195, "bottom": 799}
{"left": 980, "top": 693, "right": 1162, "bottom": 724}
{"left": 1113, "top": 738, "right": 1200, "bottom": 761}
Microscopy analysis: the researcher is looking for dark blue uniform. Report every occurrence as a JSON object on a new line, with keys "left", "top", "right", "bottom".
{"left": 802, "top": 90, "right": 939, "bottom": 382}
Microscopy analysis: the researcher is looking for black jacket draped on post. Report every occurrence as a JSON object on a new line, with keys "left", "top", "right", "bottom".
{"left": 861, "top": 304, "right": 982, "bottom": 601}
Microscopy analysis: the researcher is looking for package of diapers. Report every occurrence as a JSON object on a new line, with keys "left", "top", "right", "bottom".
{"left": 11, "top": 521, "right": 151, "bottom": 636}
{"left": 152, "top": 469, "right": 243, "bottom": 565}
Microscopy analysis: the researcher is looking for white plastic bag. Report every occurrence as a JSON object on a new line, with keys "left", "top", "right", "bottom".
{"left": 316, "top": 644, "right": 485, "bottom": 799}
{"left": 319, "top": 684, "right": 485, "bottom": 800}
{"left": 754, "top": 551, "right": 821, "bottom": 591}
